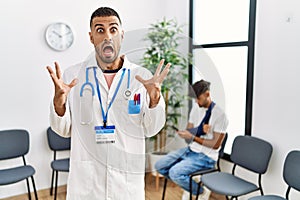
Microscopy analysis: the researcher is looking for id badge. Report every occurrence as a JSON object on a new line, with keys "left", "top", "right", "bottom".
{"left": 94, "top": 125, "right": 116, "bottom": 144}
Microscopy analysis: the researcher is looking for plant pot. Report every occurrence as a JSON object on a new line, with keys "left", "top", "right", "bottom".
{"left": 147, "top": 151, "right": 169, "bottom": 191}
{"left": 148, "top": 151, "right": 168, "bottom": 177}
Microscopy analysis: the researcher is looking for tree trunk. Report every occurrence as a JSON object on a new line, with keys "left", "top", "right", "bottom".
{"left": 154, "top": 137, "right": 158, "bottom": 152}
{"left": 159, "top": 90, "right": 169, "bottom": 153}
{"left": 159, "top": 128, "right": 166, "bottom": 153}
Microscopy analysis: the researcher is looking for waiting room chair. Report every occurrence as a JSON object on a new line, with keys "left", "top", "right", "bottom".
{"left": 46, "top": 127, "right": 70, "bottom": 200}
{"left": 201, "top": 135, "right": 273, "bottom": 200}
{"left": 161, "top": 133, "right": 228, "bottom": 200}
{"left": 0, "top": 129, "right": 38, "bottom": 200}
{"left": 248, "top": 150, "right": 300, "bottom": 200}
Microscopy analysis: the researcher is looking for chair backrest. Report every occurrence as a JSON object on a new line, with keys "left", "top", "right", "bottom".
{"left": 230, "top": 135, "right": 273, "bottom": 174}
{"left": 283, "top": 150, "right": 300, "bottom": 192}
{"left": 47, "top": 127, "right": 71, "bottom": 151}
{"left": 0, "top": 129, "right": 29, "bottom": 160}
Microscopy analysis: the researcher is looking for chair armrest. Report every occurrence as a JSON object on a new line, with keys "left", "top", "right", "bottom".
{"left": 189, "top": 168, "right": 218, "bottom": 177}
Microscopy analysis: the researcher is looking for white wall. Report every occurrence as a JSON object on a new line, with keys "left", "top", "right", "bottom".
{"left": 251, "top": 0, "right": 300, "bottom": 198}
{"left": 0, "top": 0, "right": 188, "bottom": 198}
{"left": 221, "top": 0, "right": 300, "bottom": 199}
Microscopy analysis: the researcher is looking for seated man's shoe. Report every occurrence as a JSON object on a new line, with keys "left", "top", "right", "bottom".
{"left": 198, "top": 186, "right": 211, "bottom": 200}
{"left": 181, "top": 186, "right": 211, "bottom": 200}
{"left": 181, "top": 190, "right": 191, "bottom": 200}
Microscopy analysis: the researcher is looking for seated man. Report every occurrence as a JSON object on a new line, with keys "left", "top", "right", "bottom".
{"left": 155, "top": 79, "right": 229, "bottom": 200}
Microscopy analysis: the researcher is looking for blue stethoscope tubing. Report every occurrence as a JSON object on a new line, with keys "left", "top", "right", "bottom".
{"left": 80, "top": 67, "right": 95, "bottom": 97}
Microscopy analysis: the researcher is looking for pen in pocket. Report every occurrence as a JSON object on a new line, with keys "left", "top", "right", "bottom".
{"left": 134, "top": 93, "right": 140, "bottom": 105}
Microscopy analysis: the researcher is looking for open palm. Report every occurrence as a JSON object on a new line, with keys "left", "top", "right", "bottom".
{"left": 46, "top": 62, "right": 77, "bottom": 116}
{"left": 135, "top": 59, "right": 171, "bottom": 108}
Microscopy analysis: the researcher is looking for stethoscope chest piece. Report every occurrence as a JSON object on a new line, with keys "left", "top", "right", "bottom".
{"left": 124, "top": 89, "right": 131, "bottom": 100}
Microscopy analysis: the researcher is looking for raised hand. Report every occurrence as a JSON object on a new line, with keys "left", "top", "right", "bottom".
{"left": 203, "top": 124, "right": 211, "bottom": 134}
{"left": 46, "top": 62, "right": 77, "bottom": 116}
{"left": 135, "top": 59, "right": 171, "bottom": 108}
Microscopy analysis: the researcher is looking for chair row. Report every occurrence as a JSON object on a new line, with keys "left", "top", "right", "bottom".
{"left": 0, "top": 127, "right": 70, "bottom": 200}
{"left": 2, "top": 129, "right": 300, "bottom": 200}
{"left": 161, "top": 135, "right": 300, "bottom": 200}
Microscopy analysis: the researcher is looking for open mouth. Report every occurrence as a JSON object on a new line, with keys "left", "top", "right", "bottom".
{"left": 103, "top": 46, "right": 114, "bottom": 57}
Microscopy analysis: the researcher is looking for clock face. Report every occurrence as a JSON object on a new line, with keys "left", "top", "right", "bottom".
{"left": 45, "top": 22, "right": 74, "bottom": 51}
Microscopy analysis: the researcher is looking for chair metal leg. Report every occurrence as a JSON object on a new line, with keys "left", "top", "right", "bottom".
{"left": 161, "top": 178, "right": 168, "bottom": 200}
{"left": 54, "top": 171, "right": 58, "bottom": 200}
{"left": 189, "top": 176, "right": 193, "bottom": 200}
{"left": 195, "top": 182, "right": 201, "bottom": 200}
{"left": 26, "top": 178, "right": 32, "bottom": 200}
{"left": 31, "top": 176, "right": 38, "bottom": 200}
{"left": 50, "top": 170, "right": 55, "bottom": 195}
{"left": 286, "top": 186, "right": 291, "bottom": 199}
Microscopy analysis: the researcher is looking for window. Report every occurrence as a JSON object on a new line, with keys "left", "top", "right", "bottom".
{"left": 190, "top": 0, "right": 256, "bottom": 155}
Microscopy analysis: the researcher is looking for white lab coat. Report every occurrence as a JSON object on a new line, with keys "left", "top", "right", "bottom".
{"left": 49, "top": 55, "right": 166, "bottom": 200}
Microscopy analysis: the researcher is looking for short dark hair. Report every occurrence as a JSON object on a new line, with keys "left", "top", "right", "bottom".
{"left": 189, "top": 79, "right": 211, "bottom": 98}
{"left": 90, "top": 7, "right": 122, "bottom": 27}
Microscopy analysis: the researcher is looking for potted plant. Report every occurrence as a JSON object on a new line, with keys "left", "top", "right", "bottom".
{"left": 142, "top": 18, "right": 190, "bottom": 173}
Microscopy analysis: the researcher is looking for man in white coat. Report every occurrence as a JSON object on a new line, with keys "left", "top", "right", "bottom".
{"left": 46, "top": 7, "right": 170, "bottom": 200}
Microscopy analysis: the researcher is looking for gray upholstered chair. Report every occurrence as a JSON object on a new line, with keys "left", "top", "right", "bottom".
{"left": 46, "top": 127, "right": 70, "bottom": 200}
{"left": 0, "top": 129, "right": 38, "bottom": 200}
{"left": 201, "top": 135, "right": 273, "bottom": 200}
{"left": 248, "top": 150, "right": 300, "bottom": 200}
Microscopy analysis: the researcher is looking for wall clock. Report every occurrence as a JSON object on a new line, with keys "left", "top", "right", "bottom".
{"left": 45, "top": 22, "right": 74, "bottom": 51}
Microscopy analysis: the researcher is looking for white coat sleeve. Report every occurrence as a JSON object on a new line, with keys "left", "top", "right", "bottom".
{"left": 142, "top": 93, "right": 166, "bottom": 137}
{"left": 49, "top": 100, "right": 72, "bottom": 138}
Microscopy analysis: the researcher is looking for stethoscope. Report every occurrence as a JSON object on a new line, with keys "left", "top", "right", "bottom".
{"left": 80, "top": 67, "right": 131, "bottom": 99}
{"left": 79, "top": 67, "right": 131, "bottom": 127}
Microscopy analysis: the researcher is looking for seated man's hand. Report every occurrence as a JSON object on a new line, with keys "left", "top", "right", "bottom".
{"left": 177, "top": 130, "right": 194, "bottom": 140}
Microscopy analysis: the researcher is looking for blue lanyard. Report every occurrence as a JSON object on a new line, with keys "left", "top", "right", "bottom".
{"left": 93, "top": 67, "right": 126, "bottom": 127}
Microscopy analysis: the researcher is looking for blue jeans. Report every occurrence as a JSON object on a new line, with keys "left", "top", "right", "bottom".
{"left": 155, "top": 147, "right": 215, "bottom": 195}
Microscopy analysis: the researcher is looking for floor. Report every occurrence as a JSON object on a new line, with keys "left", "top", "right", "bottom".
{"left": 2, "top": 173, "right": 226, "bottom": 200}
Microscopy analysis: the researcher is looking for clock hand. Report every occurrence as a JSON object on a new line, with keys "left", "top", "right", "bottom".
{"left": 52, "top": 30, "right": 62, "bottom": 38}
{"left": 62, "top": 31, "right": 71, "bottom": 36}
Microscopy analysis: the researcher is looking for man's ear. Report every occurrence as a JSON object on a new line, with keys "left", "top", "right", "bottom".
{"left": 121, "top": 30, "right": 124, "bottom": 41}
{"left": 89, "top": 32, "right": 93, "bottom": 44}
{"left": 205, "top": 90, "right": 210, "bottom": 97}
